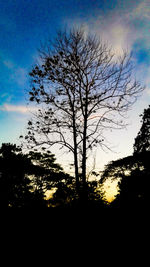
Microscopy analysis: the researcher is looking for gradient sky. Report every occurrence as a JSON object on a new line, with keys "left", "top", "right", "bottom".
{"left": 0, "top": 0, "right": 150, "bottom": 178}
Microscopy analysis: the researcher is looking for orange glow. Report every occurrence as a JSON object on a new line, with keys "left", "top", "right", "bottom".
{"left": 102, "top": 179, "right": 119, "bottom": 203}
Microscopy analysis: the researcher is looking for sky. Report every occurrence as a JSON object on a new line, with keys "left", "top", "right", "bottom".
{"left": 0, "top": 0, "right": 150, "bottom": 181}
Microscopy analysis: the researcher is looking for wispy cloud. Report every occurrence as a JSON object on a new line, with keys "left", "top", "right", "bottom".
{"left": 65, "top": 0, "right": 150, "bottom": 89}
{"left": 129, "top": 0, "right": 150, "bottom": 20}
{"left": 65, "top": 11, "right": 135, "bottom": 57}
{"left": 96, "top": 19, "right": 132, "bottom": 56}
{"left": 66, "top": 0, "right": 150, "bottom": 55}
{"left": 0, "top": 104, "right": 37, "bottom": 114}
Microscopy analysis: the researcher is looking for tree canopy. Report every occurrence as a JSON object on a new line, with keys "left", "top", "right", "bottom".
{"left": 0, "top": 143, "right": 72, "bottom": 207}
{"left": 101, "top": 105, "right": 150, "bottom": 208}
{"left": 134, "top": 105, "right": 150, "bottom": 154}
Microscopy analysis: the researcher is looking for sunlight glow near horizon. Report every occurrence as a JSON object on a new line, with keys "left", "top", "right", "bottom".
{"left": 102, "top": 179, "right": 119, "bottom": 203}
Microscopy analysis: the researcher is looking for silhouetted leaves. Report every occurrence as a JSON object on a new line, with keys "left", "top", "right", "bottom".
{"left": 134, "top": 105, "right": 150, "bottom": 154}
{"left": 0, "top": 143, "right": 37, "bottom": 207}
{"left": 101, "top": 149, "right": 150, "bottom": 208}
{"left": 112, "top": 152, "right": 150, "bottom": 208}
{"left": 0, "top": 143, "right": 73, "bottom": 208}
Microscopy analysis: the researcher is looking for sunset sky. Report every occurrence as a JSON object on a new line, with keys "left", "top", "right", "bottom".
{"left": 0, "top": 0, "right": 150, "bottom": 178}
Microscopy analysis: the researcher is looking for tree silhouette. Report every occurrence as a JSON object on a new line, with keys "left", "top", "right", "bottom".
{"left": 23, "top": 27, "right": 144, "bottom": 202}
{"left": 134, "top": 105, "right": 150, "bottom": 154}
{"left": 101, "top": 152, "right": 150, "bottom": 207}
{"left": 101, "top": 105, "right": 150, "bottom": 208}
{"left": 49, "top": 179, "right": 106, "bottom": 208}
{"left": 0, "top": 143, "right": 35, "bottom": 207}
{"left": 113, "top": 153, "right": 150, "bottom": 208}
{"left": 0, "top": 143, "right": 72, "bottom": 207}
{"left": 27, "top": 149, "right": 74, "bottom": 205}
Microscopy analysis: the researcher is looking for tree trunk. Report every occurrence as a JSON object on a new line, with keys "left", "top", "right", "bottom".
{"left": 81, "top": 93, "right": 88, "bottom": 204}
{"left": 82, "top": 85, "right": 88, "bottom": 186}
{"left": 74, "top": 145, "right": 79, "bottom": 191}
{"left": 81, "top": 121, "right": 88, "bottom": 206}
{"left": 72, "top": 115, "right": 79, "bottom": 191}
{"left": 82, "top": 123, "right": 87, "bottom": 185}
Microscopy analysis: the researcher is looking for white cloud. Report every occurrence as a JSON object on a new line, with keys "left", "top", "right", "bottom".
{"left": 125, "top": 0, "right": 150, "bottom": 46}
{"left": 65, "top": 0, "right": 150, "bottom": 57}
{"left": 65, "top": 13, "right": 136, "bottom": 58}
{"left": 98, "top": 20, "right": 132, "bottom": 56}
{"left": 0, "top": 104, "right": 37, "bottom": 114}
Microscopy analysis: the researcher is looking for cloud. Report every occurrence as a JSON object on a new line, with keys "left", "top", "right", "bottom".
{"left": 125, "top": 1, "right": 150, "bottom": 43}
{"left": 0, "top": 104, "right": 37, "bottom": 114}
{"left": 97, "top": 19, "right": 132, "bottom": 56}
{"left": 65, "top": 11, "right": 136, "bottom": 58}
{"left": 66, "top": 0, "right": 150, "bottom": 56}
{"left": 65, "top": 0, "right": 150, "bottom": 91}
{"left": 130, "top": 0, "right": 150, "bottom": 20}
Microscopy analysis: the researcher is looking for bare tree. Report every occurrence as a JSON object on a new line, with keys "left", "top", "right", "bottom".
{"left": 24, "top": 28, "right": 144, "bottom": 194}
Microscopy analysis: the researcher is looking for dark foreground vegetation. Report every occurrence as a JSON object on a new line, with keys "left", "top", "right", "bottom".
{"left": 0, "top": 142, "right": 105, "bottom": 208}
{"left": 0, "top": 141, "right": 150, "bottom": 208}
{"left": 1, "top": 104, "right": 150, "bottom": 208}
{"left": 101, "top": 104, "right": 150, "bottom": 209}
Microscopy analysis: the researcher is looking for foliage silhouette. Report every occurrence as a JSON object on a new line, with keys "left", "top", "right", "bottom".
{"left": 2, "top": 107, "right": 150, "bottom": 208}
{"left": 101, "top": 105, "right": 150, "bottom": 208}
{"left": 134, "top": 105, "right": 150, "bottom": 154}
{"left": 0, "top": 143, "right": 39, "bottom": 207}
{"left": 101, "top": 152, "right": 150, "bottom": 208}
{"left": 0, "top": 143, "right": 73, "bottom": 207}
{"left": 49, "top": 179, "right": 106, "bottom": 208}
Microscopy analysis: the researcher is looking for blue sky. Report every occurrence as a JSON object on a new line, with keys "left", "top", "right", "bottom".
{"left": 0, "top": 0, "right": 150, "bottom": 173}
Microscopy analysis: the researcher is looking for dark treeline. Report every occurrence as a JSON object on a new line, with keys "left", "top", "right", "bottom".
{"left": 0, "top": 142, "right": 105, "bottom": 208}
{"left": 0, "top": 105, "right": 150, "bottom": 208}
{"left": 0, "top": 143, "right": 73, "bottom": 208}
